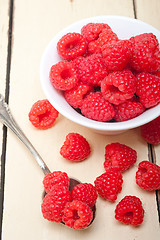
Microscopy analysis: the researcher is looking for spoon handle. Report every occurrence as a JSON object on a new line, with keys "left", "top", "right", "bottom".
{"left": 0, "top": 94, "right": 51, "bottom": 175}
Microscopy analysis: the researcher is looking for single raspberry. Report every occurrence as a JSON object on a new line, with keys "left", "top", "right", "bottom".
{"left": 136, "top": 72, "right": 160, "bottom": 108}
{"left": 72, "top": 183, "right": 98, "bottom": 208}
{"left": 115, "top": 196, "right": 144, "bottom": 226}
{"left": 94, "top": 170, "right": 123, "bottom": 202}
{"left": 41, "top": 185, "right": 71, "bottom": 222}
{"left": 101, "top": 70, "right": 136, "bottom": 105}
{"left": 136, "top": 161, "right": 160, "bottom": 191}
{"left": 104, "top": 142, "right": 137, "bottom": 172}
{"left": 81, "top": 92, "right": 115, "bottom": 122}
{"left": 141, "top": 116, "right": 160, "bottom": 145}
{"left": 114, "top": 100, "right": 145, "bottom": 122}
{"left": 102, "top": 40, "right": 132, "bottom": 71}
{"left": 43, "top": 171, "right": 70, "bottom": 193}
{"left": 49, "top": 61, "right": 78, "bottom": 90}
{"left": 57, "top": 32, "right": 87, "bottom": 60}
{"left": 129, "top": 33, "right": 160, "bottom": 73}
{"left": 60, "top": 133, "right": 91, "bottom": 162}
{"left": 62, "top": 200, "right": 93, "bottom": 230}
{"left": 78, "top": 53, "right": 108, "bottom": 86}
{"left": 28, "top": 99, "right": 59, "bottom": 129}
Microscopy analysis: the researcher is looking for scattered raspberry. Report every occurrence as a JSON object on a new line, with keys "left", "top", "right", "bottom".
{"left": 94, "top": 170, "right": 123, "bottom": 202}
{"left": 136, "top": 72, "right": 160, "bottom": 108}
{"left": 57, "top": 32, "right": 87, "bottom": 60}
{"left": 72, "top": 183, "right": 98, "bottom": 208}
{"left": 60, "top": 133, "right": 91, "bottom": 162}
{"left": 136, "top": 161, "right": 160, "bottom": 191}
{"left": 115, "top": 195, "right": 144, "bottom": 226}
{"left": 62, "top": 200, "right": 93, "bottom": 229}
{"left": 104, "top": 142, "right": 137, "bottom": 172}
{"left": 43, "top": 171, "right": 70, "bottom": 193}
{"left": 28, "top": 99, "right": 59, "bottom": 129}
{"left": 41, "top": 185, "right": 71, "bottom": 222}
{"left": 49, "top": 61, "right": 78, "bottom": 90}
{"left": 141, "top": 116, "right": 160, "bottom": 145}
{"left": 101, "top": 70, "right": 136, "bottom": 105}
{"left": 81, "top": 92, "right": 115, "bottom": 122}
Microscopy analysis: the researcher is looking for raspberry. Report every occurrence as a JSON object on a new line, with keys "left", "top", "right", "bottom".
{"left": 62, "top": 200, "right": 93, "bottom": 229}
{"left": 141, "top": 116, "right": 160, "bottom": 145}
{"left": 94, "top": 170, "right": 123, "bottom": 202}
{"left": 81, "top": 92, "right": 115, "bottom": 122}
{"left": 101, "top": 70, "right": 136, "bottom": 105}
{"left": 114, "top": 100, "right": 145, "bottom": 122}
{"left": 49, "top": 61, "right": 78, "bottom": 90}
{"left": 115, "top": 196, "right": 144, "bottom": 226}
{"left": 79, "top": 53, "right": 108, "bottom": 86}
{"left": 41, "top": 185, "right": 71, "bottom": 222}
{"left": 136, "top": 161, "right": 160, "bottom": 191}
{"left": 57, "top": 32, "right": 87, "bottom": 60}
{"left": 60, "top": 133, "right": 91, "bottom": 162}
{"left": 28, "top": 99, "right": 59, "bottom": 129}
{"left": 72, "top": 183, "right": 98, "bottom": 208}
{"left": 136, "top": 72, "right": 160, "bottom": 108}
{"left": 104, "top": 142, "right": 137, "bottom": 172}
{"left": 102, "top": 40, "right": 132, "bottom": 71}
{"left": 130, "top": 33, "right": 160, "bottom": 73}
{"left": 43, "top": 171, "right": 70, "bottom": 193}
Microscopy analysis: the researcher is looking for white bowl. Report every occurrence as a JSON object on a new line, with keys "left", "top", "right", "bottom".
{"left": 40, "top": 15, "right": 160, "bottom": 135}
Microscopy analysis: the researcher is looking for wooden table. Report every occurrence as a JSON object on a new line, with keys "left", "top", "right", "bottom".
{"left": 0, "top": 0, "right": 160, "bottom": 239}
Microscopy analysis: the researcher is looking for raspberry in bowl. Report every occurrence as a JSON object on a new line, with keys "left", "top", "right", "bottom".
{"left": 40, "top": 15, "right": 160, "bottom": 135}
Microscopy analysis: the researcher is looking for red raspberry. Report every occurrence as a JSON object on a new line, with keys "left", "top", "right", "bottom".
{"left": 43, "top": 171, "right": 70, "bottom": 193}
{"left": 136, "top": 161, "right": 160, "bottom": 191}
{"left": 81, "top": 92, "right": 115, "bottom": 122}
{"left": 72, "top": 183, "right": 98, "bottom": 208}
{"left": 60, "top": 133, "right": 91, "bottom": 162}
{"left": 114, "top": 100, "right": 145, "bottom": 122}
{"left": 49, "top": 61, "right": 78, "bottom": 90}
{"left": 130, "top": 33, "right": 160, "bottom": 73}
{"left": 141, "top": 116, "right": 160, "bottom": 145}
{"left": 62, "top": 200, "right": 93, "bottom": 230}
{"left": 57, "top": 32, "right": 87, "bottom": 60}
{"left": 41, "top": 185, "right": 71, "bottom": 222}
{"left": 136, "top": 72, "right": 160, "bottom": 108}
{"left": 94, "top": 170, "right": 123, "bottom": 202}
{"left": 101, "top": 70, "right": 136, "bottom": 105}
{"left": 115, "top": 196, "right": 144, "bottom": 226}
{"left": 104, "top": 142, "right": 137, "bottom": 172}
{"left": 28, "top": 99, "right": 59, "bottom": 129}
{"left": 79, "top": 53, "right": 108, "bottom": 86}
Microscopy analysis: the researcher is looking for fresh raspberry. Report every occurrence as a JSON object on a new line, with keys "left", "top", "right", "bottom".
{"left": 62, "top": 200, "right": 93, "bottom": 230}
{"left": 114, "top": 100, "right": 145, "bottom": 122}
{"left": 78, "top": 53, "right": 108, "bottom": 86}
{"left": 41, "top": 185, "right": 71, "bottom": 222}
{"left": 104, "top": 142, "right": 137, "bottom": 172}
{"left": 94, "top": 170, "right": 123, "bottom": 202}
{"left": 129, "top": 33, "right": 160, "bottom": 73}
{"left": 49, "top": 61, "right": 78, "bottom": 90}
{"left": 101, "top": 70, "right": 136, "bottom": 105}
{"left": 81, "top": 92, "right": 115, "bottom": 122}
{"left": 102, "top": 40, "right": 132, "bottom": 71}
{"left": 141, "top": 116, "right": 160, "bottom": 145}
{"left": 43, "top": 171, "right": 70, "bottom": 193}
{"left": 28, "top": 99, "right": 59, "bottom": 129}
{"left": 60, "top": 133, "right": 91, "bottom": 162}
{"left": 136, "top": 72, "right": 160, "bottom": 108}
{"left": 72, "top": 183, "right": 98, "bottom": 208}
{"left": 115, "top": 196, "right": 144, "bottom": 226}
{"left": 136, "top": 161, "right": 160, "bottom": 191}
{"left": 57, "top": 32, "right": 87, "bottom": 60}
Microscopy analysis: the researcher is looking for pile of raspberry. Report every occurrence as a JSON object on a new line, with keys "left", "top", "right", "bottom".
{"left": 49, "top": 22, "right": 160, "bottom": 122}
